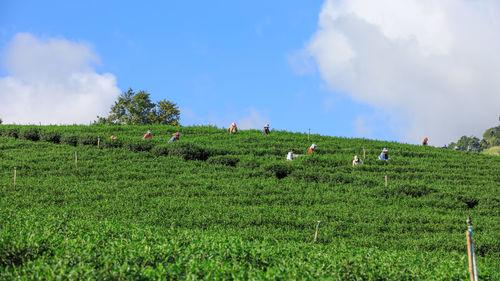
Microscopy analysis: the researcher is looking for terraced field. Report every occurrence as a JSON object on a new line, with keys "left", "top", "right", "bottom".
{"left": 0, "top": 125, "right": 498, "bottom": 280}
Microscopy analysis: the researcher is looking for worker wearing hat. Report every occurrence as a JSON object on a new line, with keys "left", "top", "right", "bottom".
{"left": 352, "top": 155, "right": 363, "bottom": 166}
{"left": 378, "top": 148, "right": 390, "bottom": 161}
{"left": 422, "top": 137, "right": 428, "bottom": 146}
{"left": 142, "top": 130, "right": 152, "bottom": 140}
{"left": 308, "top": 144, "right": 317, "bottom": 154}
{"left": 169, "top": 132, "right": 181, "bottom": 143}
{"left": 228, "top": 122, "right": 238, "bottom": 134}
{"left": 263, "top": 124, "right": 270, "bottom": 135}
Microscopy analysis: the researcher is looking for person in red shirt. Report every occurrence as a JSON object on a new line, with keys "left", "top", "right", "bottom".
{"left": 422, "top": 137, "right": 428, "bottom": 146}
{"left": 308, "top": 143, "right": 317, "bottom": 153}
{"left": 142, "top": 130, "right": 152, "bottom": 140}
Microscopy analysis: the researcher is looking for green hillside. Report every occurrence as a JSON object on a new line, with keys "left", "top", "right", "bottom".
{"left": 0, "top": 125, "right": 499, "bottom": 280}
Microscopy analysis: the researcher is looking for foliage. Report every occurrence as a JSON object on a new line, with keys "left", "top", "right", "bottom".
{"left": 0, "top": 125, "right": 499, "bottom": 279}
{"left": 39, "top": 131, "right": 60, "bottom": 143}
{"left": 96, "top": 88, "right": 180, "bottom": 126}
{"left": 449, "top": 135, "right": 482, "bottom": 152}
{"left": 19, "top": 128, "right": 40, "bottom": 141}
{"left": 166, "top": 142, "right": 209, "bottom": 161}
{"left": 149, "top": 99, "right": 180, "bottom": 126}
{"left": 78, "top": 135, "right": 98, "bottom": 146}
{"left": 207, "top": 155, "right": 240, "bottom": 167}
{"left": 60, "top": 135, "right": 78, "bottom": 146}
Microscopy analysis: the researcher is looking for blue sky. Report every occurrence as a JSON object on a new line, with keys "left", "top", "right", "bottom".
{"left": 1, "top": 0, "right": 499, "bottom": 145}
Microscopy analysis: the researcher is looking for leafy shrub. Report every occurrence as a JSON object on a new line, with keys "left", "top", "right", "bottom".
{"left": 60, "top": 135, "right": 79, "bottom": 146}
{"left": 264, "top": 163, "right": 293, "bottom": 179}
{"left": 78, "top": 135, "right": 98, "bottom": 146}
{"left": 39, "top": 131, "right": 60, "bottom": 143}
{"left": 168, "top": 142, "right": 209, "bottom": 161}
{"left": 391, "top": 185, "right": 435, "bottom": 198}
{"left": 125, "top": 141, "right": 154, "bottom": 152}
{"left": 19, "top": 128, "right": 40, "bottom": 141}
{"left": 101, "top": 139, "right": 123, "bottom": 149}
{"left": 207, "top": 155, "right": 240, "bottom": 167}
{"left": 151, "top": 145, "right": 169, "bottom": 156}
{"left": 5, "top": 128, "right": 19, "bottom": 138}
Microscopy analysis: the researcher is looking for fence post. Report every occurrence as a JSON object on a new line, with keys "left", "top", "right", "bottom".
{"left": 385, "top": 172, "right": 388, "bottom": 187}
{"left": 97, "top": 137, "right": 100, "bottom": 148}
{"left": 466, "top": 217, "right": 478, "bottom": 281}
{"left": 314, "top": 220, "right": 321, "bottom": 243}
{"left": 13, "top": 167, "right": 17, "bottom": 191}
{"left": 75, "top": 151, "right": 78, "bottom": 168}
{"left": 363, "top": 147, "right": 366, "bottom": 160}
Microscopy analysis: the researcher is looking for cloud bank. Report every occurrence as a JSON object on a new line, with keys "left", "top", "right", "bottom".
{"left": 305, "top": 0, "right": 500, "bottom": 145}
{"left": 0, "top": 33, "right": 120, "bottom": 124}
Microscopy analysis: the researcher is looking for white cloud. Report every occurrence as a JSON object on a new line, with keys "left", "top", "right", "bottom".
{"left": 0, "top": 33, "right": 120, "bottom": 124}
{"left": 303, "top": 0, "right": 500, "bottom": 145}
{"left": 238, "top": 108, "right": 269, "bottom": 130}
{"left": 353, "top": 115, "right": 373, "bottom": 137}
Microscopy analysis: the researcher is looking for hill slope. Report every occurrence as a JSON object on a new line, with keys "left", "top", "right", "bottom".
{"left": 0, "top": 125, "right": 499, "bottom": 280}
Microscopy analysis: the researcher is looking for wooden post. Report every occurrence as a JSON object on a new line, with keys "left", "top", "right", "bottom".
{"left": 466, "top": 217, "right": 478, "bottom": 281}
{"left": 466, "top": 230, "right": 474, "bottom": 281}
{"left": 363, "top": 147, "right": 366, "bottom": 160}
{"left": 308, "top": 128, "right": 310, "bottom": 141}
{"left": 13, "top": 167, "right": 17, "bottom": 190}
{"left": 75, "top": 151, "right": 78, "bottom": 168}
{"left": 97, "top": 137, "right": 100, "bottom": 148}
{"left": 314, "top": 220, "right": 321, "bottom": 243}
{"left": 385, "top": 172, "right": 388, "bottom": 187}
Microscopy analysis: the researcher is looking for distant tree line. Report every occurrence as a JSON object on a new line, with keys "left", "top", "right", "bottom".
{"left": 96, "top": 88, "right": 180, "bottom": 126}
{"left": 448, "top": 116, "right": 500, "bottom": 152}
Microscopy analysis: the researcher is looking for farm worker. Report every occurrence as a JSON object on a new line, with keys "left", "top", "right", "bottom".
{"left": 286, "top": 148, "right": 303, "bottom": 161}
{"left": 169, "top": 132, "right": 181, "bottom": 143}
{"left": 378, "top": 148, "right": 390, "bottom": 161}
{"left": 352, "top": 155, "right": 363, "bottom": 166}
{"left": 286, "top": 149, "right": 296, "bottom": 161}
{"left": 308, "top": 143, "right": 317, "bottom": 154}
{"left": 228, "top": 122, "right": 238, "bottom": 134}
{"left": 422, "top": 137, "right": 428, "bottom": 146}
{"left": 454, "top": 146, "right": 460, "bottom": 151}
{"left": 263, "top": 124, "right": 270, "bottom": 135}
{"left": 142, "top": 130, "right": 152, "bottom": 140}
{"left": 109, "top": 135, "right": 117, "bottom": 140}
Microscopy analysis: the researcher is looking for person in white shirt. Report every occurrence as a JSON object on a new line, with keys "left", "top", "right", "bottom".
{"left": 352, "top": 155, "right": 363, "bottom": 166}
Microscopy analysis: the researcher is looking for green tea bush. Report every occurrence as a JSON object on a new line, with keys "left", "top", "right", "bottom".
{"left": 168, "top": 142, "right": 209, "bottom": 161}
{"left": 207, "top": 155, "right": 240, "bottom": 167}
{"left": 264, "top": 162, "right": 293, "bottom": 179}
{"left": 125, "top": 140, "right": 154, "bottom": 152}
{"left": 60, "top": 135, "right": 78, "bottom": 146}
{"left": 101, "top": 139, "right": 123, "bottom": 148}
{"left": 19, "top": 128, "right": 40, "bottom": 141}
{"left": 151, "top": 145, "right": 169, "bottom": 156}
{"left": 39, "top": 131, "right": 60, "bottom": 143}
{"left": 0, "top": 128, "right": 19, "bottom": 138}
{"left": 78, "top": 135, "right": 98, "bottom": 146}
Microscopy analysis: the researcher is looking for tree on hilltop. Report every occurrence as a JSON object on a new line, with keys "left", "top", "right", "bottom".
{"left": 96, "top": 88, "right": 180, "bottom": 125}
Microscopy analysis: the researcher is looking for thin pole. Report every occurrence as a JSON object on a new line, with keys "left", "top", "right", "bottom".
{"left": 363, "top": 147, "right": 366, "bottom": 160}
{"left": 385, "top": 172, "right": 388, "bottom": 187}
{"left": 75, "top": 151, "right": 78, "bottom": 168}
{"left": 97, "top": 137, "right": 100, "bottom": 148}
{"left": 467, "top": 217, "right": 478, "bottom": 281}
{"left": 466, "top": 230, "right": 474, "bottom": 281}
{"left": 308, "top": 128, "right": 310, "bottom": 141}
{"left": 13, "top": 167, "right": 17, "bottom": 190}
{"left": 314, "top": 220, "right": 321, "bottom": 243}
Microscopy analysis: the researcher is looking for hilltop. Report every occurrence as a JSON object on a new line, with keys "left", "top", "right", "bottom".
{"left": 0, "top": 125, "right": 499, "bottom": 280}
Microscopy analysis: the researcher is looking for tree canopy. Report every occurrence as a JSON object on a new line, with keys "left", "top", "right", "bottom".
{"left": 96, "top": 89, "right": 180, "bottom": 126}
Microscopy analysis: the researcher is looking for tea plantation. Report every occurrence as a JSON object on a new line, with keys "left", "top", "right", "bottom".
{"left": 0, "top": 125, "right": 498, "bottom": 280}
